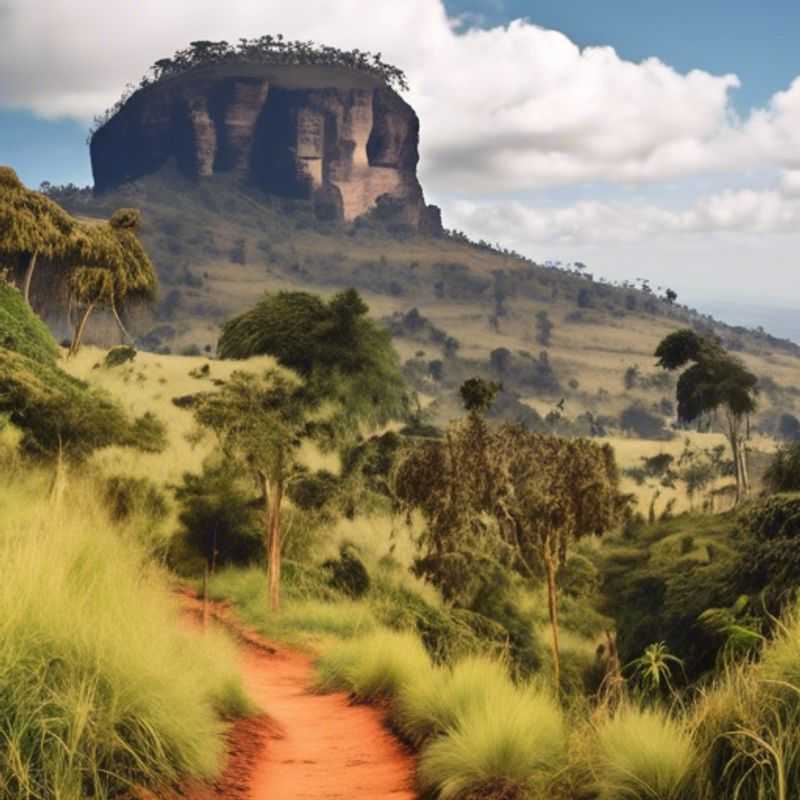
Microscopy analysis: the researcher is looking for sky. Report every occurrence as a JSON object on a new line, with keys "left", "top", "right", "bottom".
{"left": 1, "top": 0, "right": 799, "bottom": 340}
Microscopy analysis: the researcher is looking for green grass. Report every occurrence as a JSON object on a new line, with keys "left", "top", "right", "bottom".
{"left": 315, "top": 629, "right": 434, "bottom": 701}
{"left": 394, "top": 656, "right": 517, "bottom": 747}
{"left": 416, "top": 684, "right": 566, "bottom": 800}
{"left": 591, "top": 706, "right": 696, "bottom": 800}
{"left": 0, "top": 476, "right": 253, "bottom": 800}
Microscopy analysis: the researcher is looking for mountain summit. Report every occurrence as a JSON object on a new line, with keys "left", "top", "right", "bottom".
{"left": 89, "top": 39, "right": 442, "bottom": 233}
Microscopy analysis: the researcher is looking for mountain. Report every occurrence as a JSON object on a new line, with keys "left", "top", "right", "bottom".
{"left": 90, "top": 61, "right": 441, "bottom": 233}
{"left": 38, "top": 46, "right": 800, "bottom": 444}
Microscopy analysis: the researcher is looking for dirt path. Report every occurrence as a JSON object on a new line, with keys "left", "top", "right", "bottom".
{"left": 179, "top": 595, "right": 417, "bottom": 800}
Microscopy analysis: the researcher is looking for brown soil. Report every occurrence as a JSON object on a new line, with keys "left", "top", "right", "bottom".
{"left": 176, "top": 593, "right": 417, "bottom": 800}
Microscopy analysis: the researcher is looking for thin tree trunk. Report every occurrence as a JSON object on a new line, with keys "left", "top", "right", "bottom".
{"left": 544, "top": 553, "right": 561, "bottom": 692}
{"left": 22, "top": 251, "right": 39, "bottom": 306}
{"left": 111, "top": 300, "right": 136, "bottom": 346}
{"left": 263, "top": 476, "right": 284, "bottom": 612}
{"left": 69, "top": 303, "right": 95, "bottom": 358}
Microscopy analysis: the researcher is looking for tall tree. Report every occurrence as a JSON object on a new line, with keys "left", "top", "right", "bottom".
{"left": 192, "top": 369, "right": 323, "bottom": 611}
{"left": 394, "top": 379, "right": 626, "bottom": 689}
{"left": 655, "top": 329, "right": 758, "bottom": 504}
{"left": 497, "top": 430, "right": 624, "bottom": 688}
{"left": 218, "top": 289, "right": 408, "bottom": 432}
{"left": 0, "top": 166, "right": 75, "bottom": 306}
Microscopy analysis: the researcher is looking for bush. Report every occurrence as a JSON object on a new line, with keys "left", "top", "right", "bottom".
{"left": 0, "top": 478, "right": 252, "bottom": 799}
{"left": 322, "top": 543, "right": 371, "bottom": 598}
{"left": 172, "top": 462, "right": 263, "bottom": 571}
{"left": 591, "top": 706, "right": 696, "bottom": 800}
{"left": 103, "top": 345, "right": 137, "bottom": 368}
{"left": 764, "top": 444, "right": 800, "bottom": 493}
{"left": 315, "top": 629, "right": 434, "bottom": 702}
{"left": 417, "top": 684, "right": 566, "bottom": 800}
{"left": 394, "top": 656, "right": 519, "bottom": 747}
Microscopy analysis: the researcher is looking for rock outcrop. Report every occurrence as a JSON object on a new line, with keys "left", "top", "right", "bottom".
{"left": 91, "top": 64, "right": 442, "bottom": 232}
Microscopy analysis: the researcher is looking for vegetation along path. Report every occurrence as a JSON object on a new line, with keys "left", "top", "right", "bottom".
{"left": 180, "top": 593, "right": 417, "bottom": 800}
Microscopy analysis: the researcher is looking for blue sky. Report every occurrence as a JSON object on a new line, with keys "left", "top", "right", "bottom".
{"left": 2, "top": 1, "right": 800, "bottom": 339}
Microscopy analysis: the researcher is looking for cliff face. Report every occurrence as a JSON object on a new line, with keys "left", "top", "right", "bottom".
{"left": 91, "top": 64, "right": 442, "bottom": 232}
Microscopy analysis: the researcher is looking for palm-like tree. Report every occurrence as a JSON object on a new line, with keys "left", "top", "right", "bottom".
{"left": 0, "top": 166, "right": 76, "bottom": 306}
{"left": 67, "top": 209, "right": 157, "bottom": 356}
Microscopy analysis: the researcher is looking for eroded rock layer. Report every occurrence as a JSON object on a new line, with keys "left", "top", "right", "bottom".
{"left": 91, "top": 65, "right": 441, "bottom": 232}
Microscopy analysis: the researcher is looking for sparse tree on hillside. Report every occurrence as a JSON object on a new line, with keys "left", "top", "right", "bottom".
{"left": 655, "top": 329, "right": 758, "bottom": 504}
{"left": 193, "top": 369, "right": 321, "bottom": 611}
{"left": 535, "top": 310, "right": 553, "bottom": 347}
{"left": 0, "top": 166, "right": 76, "bottom": 306}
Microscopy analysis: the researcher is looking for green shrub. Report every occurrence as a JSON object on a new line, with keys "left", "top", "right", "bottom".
{"left": 764, "top": 443, "right": 800, "bottom": 493}
{"left": 322, "top": 543, "right": 371, "bottom": 597}
{"left": 0, "top": 480, "right": 252, "bottom": 799}
{"left": 315, "top": 629, "right": 434, "bottom": 702}
{"left": 103, "top": 345, "right": 137, "bottom": 368}
{"left": 394, "top": 656, "right": 518, "bottom": 747}
{"left": 417, "top": 684, "right": 566, "bottom": 800}
{"left": 0, "top": 281, "right": 58, "bottom": 364}
{"left": 172, "top": 462, "right": 262, "bottom": 571}
{"left": 591, "top": 706, "right": 696, "bottom": 800}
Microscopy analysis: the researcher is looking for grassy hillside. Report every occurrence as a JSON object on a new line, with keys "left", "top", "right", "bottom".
{"left": 49, "top": 175, "right": 800, "bottom": 461}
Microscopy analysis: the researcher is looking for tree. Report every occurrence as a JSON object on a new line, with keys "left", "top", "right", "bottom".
{"left": 394, "top": 379, "right": 626, "bottom": 689}
{"left": 655, "top": 329, "right": 758, "bottom": 504}
{"left": 192, "top": 369, "right": 323, "bottom": 611}
{"left": 535, "top": 310, "right": 553, "bottom": 347}
{"left": 495, "top": 430, "right": 624, "bottom": 689}
{"left": 67, "top": 209, "right": 157, "bottom": 356}
{"left": 218, "top": 289, "right": 408, "bottom": 431}
{"left": 0, "top": 166, "right": 75, "bottom": 306}
{"left": 665, "top": 288, "right": 678, "bottom": 305}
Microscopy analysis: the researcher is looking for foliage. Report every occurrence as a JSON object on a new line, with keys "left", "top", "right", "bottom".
{"left": 91, "top": 35, "right": 409, "bottom": 136}
{"left": 218, "top": 289, "right": 408, "bottom": 431}
{"left": 0, "top": 477, "right": 252, "bottom": 800}
{"left": 314, "top": 629, "right": 433, "bottom": 701}
{"left": 764, "top": 442, "right": 800, "bottom": 493}
{"left": 656, "top": 329, "right": 758, "bottom": 502}
{"left": 628, "top": 641, "right": 684, "bottom": 697}
{"left": 416, "top": 683, "right": 566, "bottom": 800}
{"left": 395, "top": 415, "right": 626, "bottom": 685}
{"left": 172, "top": 461, "right": 263, "bottom": 571}
{"left": 0, "top": 166, "right": 76, "bottom": 303}
{"left": 103, "top": 344, "right": 137, "bottom": 368}
{"left": 322, "top": 543, "right": 371, "bottom": 598}
{"left": 590, "top": 706, "right": 696, "bottom": 800}
{"left": 0, "top": 280, "right": 58, "bottom": 363}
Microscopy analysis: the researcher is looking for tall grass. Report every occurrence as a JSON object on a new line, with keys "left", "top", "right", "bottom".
{"left": 315, "top": 629, "right": 433, "bottom": 701}
{"left": 690, "top": 608, "right": 800, "bottom": 800}
{"left": 0, "top": 477, "right": 253, "bottom": 800}
{"left": 590, "top": 706, "right": 696, "bottom": 800}
{"left": 416, "top": 683, "right": 566, "bottom": 800}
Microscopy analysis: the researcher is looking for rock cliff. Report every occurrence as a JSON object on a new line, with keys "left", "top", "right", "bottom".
{"left": 90, "top": 64, "right": 442, "bottom": 232}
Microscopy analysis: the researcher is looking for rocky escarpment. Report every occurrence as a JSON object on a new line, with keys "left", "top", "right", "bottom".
{"left": 91, "top": 64, "right": 442, "bottom": 233}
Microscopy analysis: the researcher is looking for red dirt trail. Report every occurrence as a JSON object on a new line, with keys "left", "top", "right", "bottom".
{"left": 178, "top": 594, "right": 417, "bottom": 800}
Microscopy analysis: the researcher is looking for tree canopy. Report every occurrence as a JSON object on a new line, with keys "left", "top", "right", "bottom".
{"left": 655, "top": 329, "right": 757, "bottom": 502}
{"left": 91, "top": 36, "right": 409, "bottom": 136}
{"left": 218, "top": 289, "right": 408, "bottom": 431}
{"left": 0, "top": 166, "right": 76, "bottom": 305}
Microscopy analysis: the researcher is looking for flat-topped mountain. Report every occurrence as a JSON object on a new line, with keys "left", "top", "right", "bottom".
{"left": 90, "top": 61, "right": 441, "bottom": 233}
